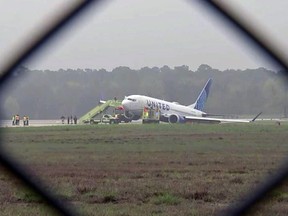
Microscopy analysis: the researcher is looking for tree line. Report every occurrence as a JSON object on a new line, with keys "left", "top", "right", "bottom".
{"left": 0, "top": 64, "right": 287, "bottom": 119}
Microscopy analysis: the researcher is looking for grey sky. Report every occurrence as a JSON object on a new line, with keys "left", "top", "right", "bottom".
{"left": 0, "top": 0, "right": 287, "bottom": 71}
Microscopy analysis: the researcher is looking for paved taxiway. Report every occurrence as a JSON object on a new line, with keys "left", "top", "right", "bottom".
{"left": 0, "top": 120, "right": 64, "bottom": 127}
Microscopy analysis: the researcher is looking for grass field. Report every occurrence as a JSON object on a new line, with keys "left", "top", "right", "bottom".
{"left": 1, "top": 122, "right": 288, "bottom": 215}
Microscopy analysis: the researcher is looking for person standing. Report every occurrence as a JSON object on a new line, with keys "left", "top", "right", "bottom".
{"left": 23, "top": 116, "right": 27, "bottom": 126}
{"left": 74, "top": 116, "right": 77, "bottom": 124}
{"left": 15, "top": 114, "right": 20, "bottom": 125}
{"left": 26, "top": 116, "right": 29, "bottom": 126}
{"left": 61, "top": 116, "right": 65, "bottom": 124}
{"left": 67, "top": 116, "right": 70, "bottom": 124}
{"left": 12, "top": 115, "right": 15, "bottom": 126}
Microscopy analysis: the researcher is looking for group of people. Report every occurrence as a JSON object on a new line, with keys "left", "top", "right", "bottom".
{"left": 61, "top": 115, "right": 77, "bottom": 125}
{"left": 12, "top": 114, "right": 29, "bottom": 126}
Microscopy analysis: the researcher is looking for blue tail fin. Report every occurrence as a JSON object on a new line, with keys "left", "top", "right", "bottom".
{"left": 189, "top": 78, "right": 212, "bottom": 111}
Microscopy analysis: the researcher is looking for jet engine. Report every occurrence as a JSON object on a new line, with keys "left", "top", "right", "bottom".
{"left": 124, "top": 110, "right": 141, "bottom": 121}
{"left": 168, "top": 114, "right": 186, "bottom": 123}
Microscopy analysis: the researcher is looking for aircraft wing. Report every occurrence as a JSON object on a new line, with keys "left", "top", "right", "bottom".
{"left": 184, "top": 112, "right": 262, "bottom": 124}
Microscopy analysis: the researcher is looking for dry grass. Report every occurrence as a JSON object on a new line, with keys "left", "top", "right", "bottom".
{"left": 0, "top": 122, "right": 288, "bottom": 215}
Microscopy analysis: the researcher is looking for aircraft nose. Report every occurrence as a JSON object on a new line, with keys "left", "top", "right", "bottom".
{"left": 121, "top": 100, "right": 129, "bottom": 109}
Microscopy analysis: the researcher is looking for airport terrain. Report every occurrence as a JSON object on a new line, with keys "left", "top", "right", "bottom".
{"left": 0, "top": 123, "right": 288, "bottom": 215}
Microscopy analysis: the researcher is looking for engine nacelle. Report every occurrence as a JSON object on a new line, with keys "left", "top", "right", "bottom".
{"left": 124, "top": 110, "right": 141, "bottom": 121}
{"left": 168, "top": 114, "right": 186, "bottom": 123}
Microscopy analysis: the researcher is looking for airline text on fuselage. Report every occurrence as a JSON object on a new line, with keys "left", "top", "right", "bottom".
{"left": 146, "top": 100, "right": 170, "bottom": 111}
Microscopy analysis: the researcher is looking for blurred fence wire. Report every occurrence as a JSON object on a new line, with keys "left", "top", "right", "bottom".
{"left": 0, "top": 0, "right": 288, "bottom": 215}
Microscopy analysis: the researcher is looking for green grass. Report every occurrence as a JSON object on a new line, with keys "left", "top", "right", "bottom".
{"left": 0, "top": 122, "right": 288, "bottom": 215}
{"left": 152, "top": 193, "right": 181, "bottom": 205}
{"left": 15, "top": 188, "right": 44, "bottom": 203}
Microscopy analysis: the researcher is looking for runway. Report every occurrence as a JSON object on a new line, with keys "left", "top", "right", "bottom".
{"left": 0, "top": 120, "right": 66, "bottom": 127}
{"left": 0, "top": 119, "right": 142, "bottom": 127}
{"left": 0, "top": 118, "right": 286, "bottom": 128}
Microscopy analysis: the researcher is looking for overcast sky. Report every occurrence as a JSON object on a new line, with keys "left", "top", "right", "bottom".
{"left": 0, "top": 0, "right": 287, "bottom": 71}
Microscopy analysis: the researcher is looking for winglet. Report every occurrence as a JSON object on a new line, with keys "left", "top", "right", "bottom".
{"left": 250, "top": 112, "right": 262, "bottom": 122}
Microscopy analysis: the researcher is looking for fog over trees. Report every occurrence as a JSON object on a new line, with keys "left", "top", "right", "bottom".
{"left": 1, "top": 64, "right": 287, "bottom": 119}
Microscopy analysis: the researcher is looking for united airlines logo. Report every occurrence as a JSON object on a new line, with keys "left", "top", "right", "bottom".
{"left": 195, "top": 91, "right": 207, "bottom": 111}
{"left": 195, "top": 79, "right": 211, "bottom": 111}
{"left": 147, "top": 100, "right": 170, "bottom": 111}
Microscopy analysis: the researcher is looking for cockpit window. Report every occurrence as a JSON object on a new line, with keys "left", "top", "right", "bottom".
{"left": 127, "top": 98, "right": 136, "bottom": 102}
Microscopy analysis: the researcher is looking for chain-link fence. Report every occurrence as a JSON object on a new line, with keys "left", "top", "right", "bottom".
{"left": 0, "top": 1, "right": 287, "bottom": 215}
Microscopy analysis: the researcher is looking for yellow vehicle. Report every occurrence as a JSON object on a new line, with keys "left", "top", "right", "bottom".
{"left": 88, "top": 114, "right": 119, "bottom": 124}
{"left": 101, "top": 114, "right": 119, "bottom": 124}
{"left": 142, "top": 107, "right": 160, "bottom": 124}
{"left": 82, "top": 104, "right": 131, "bottom": 124}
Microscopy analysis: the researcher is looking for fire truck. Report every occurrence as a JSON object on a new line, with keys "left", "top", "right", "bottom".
{"left": 142, "top": 107, "right": 160, "bottom": 124}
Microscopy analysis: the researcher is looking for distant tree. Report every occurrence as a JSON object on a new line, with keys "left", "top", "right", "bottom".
{"left": 0, "top": 65, "right": 286, "bottom": 119}
{"left": 197, "top": 64, "right": 212, "bottom": 71}
{"left": 174, "top": 65, "right": 189, "bottom": 73}
{"left": 160, "top": 65, "right": 172, "bottom": 73}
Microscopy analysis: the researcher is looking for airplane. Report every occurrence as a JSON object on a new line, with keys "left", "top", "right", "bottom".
{"left": 121, "top": 78, "right": 261, "bottom": 124}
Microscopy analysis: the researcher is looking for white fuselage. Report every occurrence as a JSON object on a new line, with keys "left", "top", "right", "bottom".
{"left": 122, "top": 95, "right": 205, "bottom": 118}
